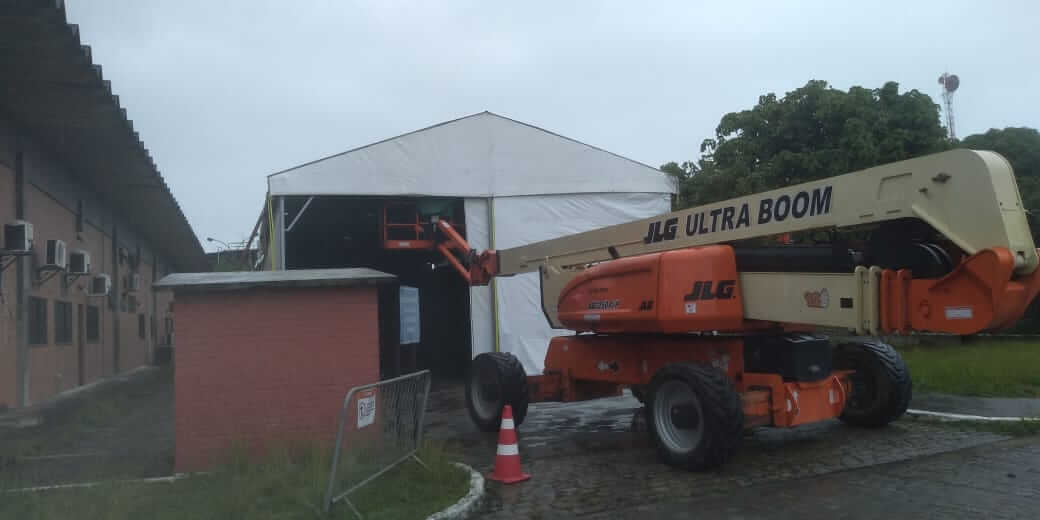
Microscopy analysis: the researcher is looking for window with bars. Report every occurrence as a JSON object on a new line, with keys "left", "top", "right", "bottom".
{"left": 55, "top": 301, "right": 73, "bottom": 344}
{"left": 86, "top": 305, "right": 100, "bottom": 343}
{"left": 29, "top": 297, "right": 47, "bottom": 345}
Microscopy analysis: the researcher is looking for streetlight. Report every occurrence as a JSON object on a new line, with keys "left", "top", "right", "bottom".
{"left": 206, "top": 237, "right": 230, "bottom": 249}
{"left": 207, "top": 237, "right": 231, "bottom": 266}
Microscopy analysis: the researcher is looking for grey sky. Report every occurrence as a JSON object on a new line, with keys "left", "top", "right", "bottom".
{"left": 64, "top": 1, "right": 1040, "bottom": 252}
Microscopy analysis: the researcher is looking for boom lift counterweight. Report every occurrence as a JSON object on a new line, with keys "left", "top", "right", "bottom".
{"left": 430, "top": 149, "right": 1040, "bottom": 470}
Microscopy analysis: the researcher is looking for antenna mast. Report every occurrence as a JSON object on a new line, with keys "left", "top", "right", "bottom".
{"left": 938, "top": 72, "right": 960, "bottom": 139}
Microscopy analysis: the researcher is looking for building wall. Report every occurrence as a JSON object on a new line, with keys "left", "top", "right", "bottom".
{"left": 0, "top": 161, "right": 16, "bottom": 410}
{"left": 174, "top": 286, "right": 380, "bottom": 472}
{"left": 0, "top": 115, "right": 178, "bottom": 410}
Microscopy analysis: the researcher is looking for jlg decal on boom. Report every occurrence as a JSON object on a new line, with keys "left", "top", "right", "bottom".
{"left": 644, "top": 186, "right": 833, "bottom": 244}
{"left": 683, "top": 280, "right": 736, "bottom": 301}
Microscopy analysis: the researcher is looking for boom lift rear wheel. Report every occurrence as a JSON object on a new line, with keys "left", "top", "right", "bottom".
{"left": 647, "top": 363, "right": 744, "bottom": 470}
{"left": 466, "top": 352, "right": 529, "bottom": 432}
{"left": 833, "top": 339, "right": 912, "bottom": 427}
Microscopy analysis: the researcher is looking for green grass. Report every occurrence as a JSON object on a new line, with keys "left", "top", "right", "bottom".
{"left": 0, "top": 442, "right": 470, "bottom": 520}
{"left": 897, "top": 340, "right": 1040, "bottom": 397}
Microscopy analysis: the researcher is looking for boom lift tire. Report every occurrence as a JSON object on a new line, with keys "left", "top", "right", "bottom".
{"left": 466, "top": 352, "right": 529, "bottom": 432}
{"left": 647, "top": 363, "right": 744, "bottom": 470}
{"left": 833, "top": 339, "right": 912, "bottom": 427}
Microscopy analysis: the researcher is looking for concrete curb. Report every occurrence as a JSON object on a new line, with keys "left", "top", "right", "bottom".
{"left": 2, "top": 473, "right": 191, "bottom": 494}
{"left": 907, "top": 408, "right": 1040, "bottom": 422}
{"left": 426, "top": 462, "right": 484, "bottom": 520}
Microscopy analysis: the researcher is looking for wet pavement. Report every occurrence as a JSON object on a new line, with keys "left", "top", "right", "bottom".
{"left": 425, "top": 384, "right": 1039, "bottom": 519}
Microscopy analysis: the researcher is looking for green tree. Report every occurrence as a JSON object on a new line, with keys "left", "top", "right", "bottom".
{"left": 664, "top": 80, "right": 950, "bottom": 208}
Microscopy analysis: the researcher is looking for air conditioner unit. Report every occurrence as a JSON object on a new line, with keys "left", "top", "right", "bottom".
{"left": 69, "top": 250, "right": 91, "bottom": 275}
{"left": 3, "top": 220, "right": 33, "bottom": 252}
{"left": 89, "top": 274, "right": 111, "bottom": 296}
{"left": 44, "top": 239, "right": 67, "bottom": 269}
{"left": 127, "top": 273, "right": 141, "bottom": 292}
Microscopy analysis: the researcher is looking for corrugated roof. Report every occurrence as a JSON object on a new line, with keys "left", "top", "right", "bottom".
{"left": 0, "top": 0, "right": 206, "bottom": 271}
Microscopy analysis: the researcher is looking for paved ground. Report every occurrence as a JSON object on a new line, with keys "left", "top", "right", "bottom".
{"left": 3, "top": 373, "right": 1038, "bottom": 518}
{"left": 426, "top": 384, "right": 1038, "bottom": 519}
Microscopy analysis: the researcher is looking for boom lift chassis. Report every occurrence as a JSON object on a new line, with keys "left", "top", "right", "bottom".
{"left": 430, "top": 150, "right": 1040, "bottom": 470}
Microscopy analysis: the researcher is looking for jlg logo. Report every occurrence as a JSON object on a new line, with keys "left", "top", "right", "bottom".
{"left": 683, "top": 280, "right": 736, "bottom": 301}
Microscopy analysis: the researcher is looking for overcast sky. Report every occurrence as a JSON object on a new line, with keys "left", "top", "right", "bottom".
{"left": 64, "top": 1, "right": 1040, "bottom": 251}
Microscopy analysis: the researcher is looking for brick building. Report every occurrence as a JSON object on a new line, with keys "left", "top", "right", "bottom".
{"left": 0, "top": 2, "right": 206, "bottom": 410}
{"left": 154, "top": 269, "right": 395, "bottom": 472}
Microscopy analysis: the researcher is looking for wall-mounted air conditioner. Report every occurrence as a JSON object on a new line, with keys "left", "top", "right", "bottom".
{"left": 44, "top": 239, "right": 67, "bottom": 269}
{"left": 127, "top": 273, "right": 141, "bottom": 291}
{"left": 89, "top": 274, "right": 111, "bottom": 296}
{"left": 69, "top": 250, "right": 91, "bottom": 275}
{"left": 3, "top": 220, "right": 33, "bottom": 252}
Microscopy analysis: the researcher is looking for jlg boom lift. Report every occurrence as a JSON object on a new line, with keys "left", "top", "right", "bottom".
{"left": 416, "top": 149, "right": 1040, "bottom": 470}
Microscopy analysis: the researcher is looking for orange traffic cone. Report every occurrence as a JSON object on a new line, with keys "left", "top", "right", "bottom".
{"left": 488, "top": 405, "right": 530, "bottom": 483}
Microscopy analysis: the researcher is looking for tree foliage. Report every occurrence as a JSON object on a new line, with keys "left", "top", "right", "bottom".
{"left": 665, "top": 80, "right": 950, "bottom": 209}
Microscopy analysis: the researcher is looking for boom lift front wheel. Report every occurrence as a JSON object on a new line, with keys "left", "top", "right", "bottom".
{"left": 466, "top": 352, "right": 530, "bottom": 432}
{"left": 647, "top": 363, "right": 744, "bottom": 470}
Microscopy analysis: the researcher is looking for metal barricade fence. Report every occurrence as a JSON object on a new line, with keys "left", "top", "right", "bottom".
{"left": 323, "top": 370, "right": 432, "bottom": 517}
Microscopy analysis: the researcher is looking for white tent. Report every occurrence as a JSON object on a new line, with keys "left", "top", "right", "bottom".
{"left": 267, "top": 112, "right": 674, "bottom": 374}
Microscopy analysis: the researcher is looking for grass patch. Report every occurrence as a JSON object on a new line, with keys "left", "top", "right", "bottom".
{"left": 897, "top": 340, "right": 1040, "bottom": 397}
{"left": 0, "top": 441, "right": 469, "bottom": 520}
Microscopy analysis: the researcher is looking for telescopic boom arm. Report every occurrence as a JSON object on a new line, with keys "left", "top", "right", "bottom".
{"left": 435, "top": 149, "right": 1040, "bottom": 335}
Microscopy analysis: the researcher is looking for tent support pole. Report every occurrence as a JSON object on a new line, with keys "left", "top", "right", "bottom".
{"left": 489, "top": 198, "right": 500, "bottom": 353}
{"left": 277, "top": 196, "right": 287, "bottom": 270}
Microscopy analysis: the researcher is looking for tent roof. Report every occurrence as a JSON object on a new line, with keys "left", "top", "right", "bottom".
{"left": 267, "top": 112, "right": 675, "bottom": 198}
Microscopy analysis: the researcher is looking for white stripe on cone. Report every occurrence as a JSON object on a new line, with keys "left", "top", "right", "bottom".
{"left": 497, "top": 444, "right": 520, "bottom": 456}
{"left": 501, "top": 418, "right": 515, "bottom": 429}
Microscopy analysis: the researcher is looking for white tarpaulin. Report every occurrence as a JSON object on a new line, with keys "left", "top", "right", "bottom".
{"left": 268, "top": 112, "right": 673, "bottom": 198}
{"left": 267, "top": 112, "right": 674, "bottom": 375}
{"left": 463, "top": 198, "right": 494, "bottom": 358}
{"left": 473, "top": 193, "right": 670, "bottom": 374}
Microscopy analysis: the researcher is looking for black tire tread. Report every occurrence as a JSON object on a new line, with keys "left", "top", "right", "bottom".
{"left": 834, "top": 339, "right": 912, "bottom": 427}
{"left": 647, "top": 363, "right": 743, "bottom": 470}
{"left": 465, "top": 352, "right": 529, "bottom": 432}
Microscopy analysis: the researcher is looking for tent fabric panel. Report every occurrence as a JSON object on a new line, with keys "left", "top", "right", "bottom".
{"left": 491, "top": 192, "right": 671, "bottom": 374}
{"left": 464, "top": 198, "right": 495, "bottom": 358}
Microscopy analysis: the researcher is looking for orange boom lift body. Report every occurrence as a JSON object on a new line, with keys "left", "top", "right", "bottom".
{"left": 406, "top": 149, "right": 1040, "bottom": 469}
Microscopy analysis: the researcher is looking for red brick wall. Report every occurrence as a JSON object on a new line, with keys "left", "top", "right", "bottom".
{"left": 174, "top": 285, "right": 380, "bottom": 472}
